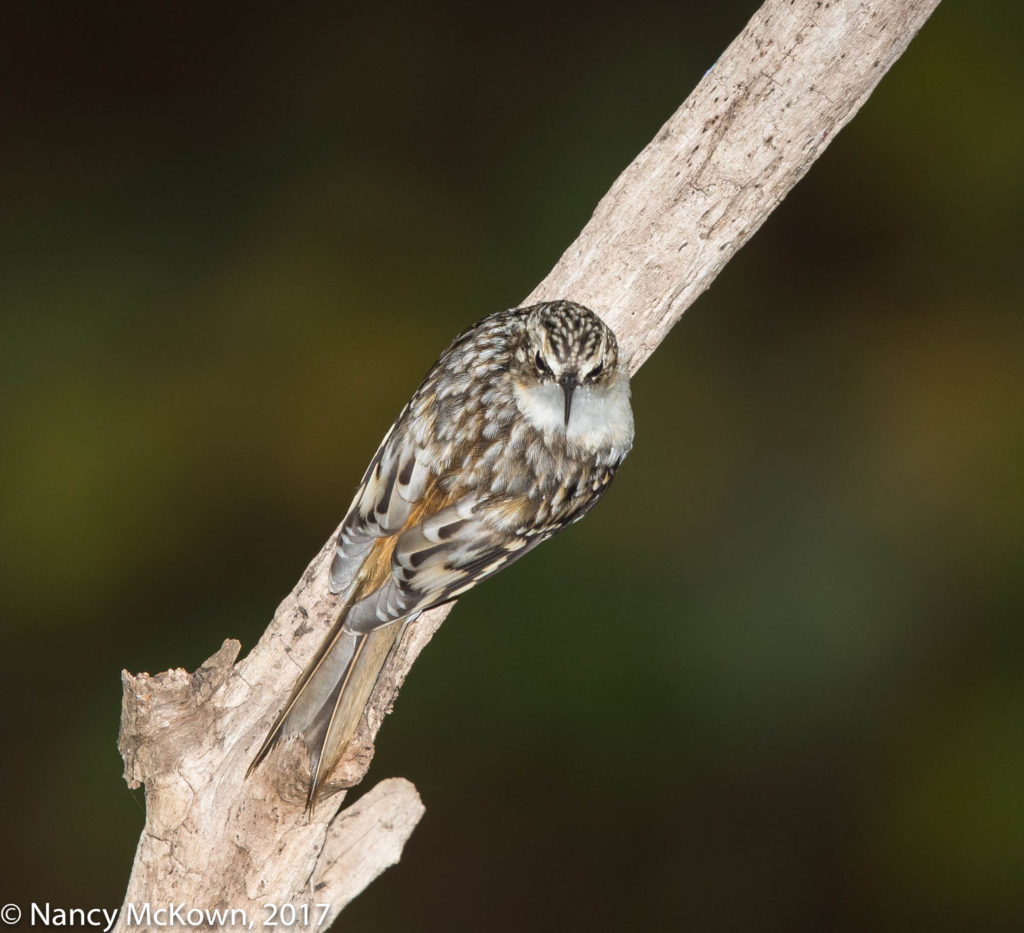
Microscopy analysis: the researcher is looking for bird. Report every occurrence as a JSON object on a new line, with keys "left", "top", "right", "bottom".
{"left": 248, "top": 299, "right": 634, "bottom": 808}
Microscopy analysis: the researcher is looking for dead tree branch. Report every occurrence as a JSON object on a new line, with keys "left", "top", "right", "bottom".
{"left": 114, "top": 0, "right": 942, "bottom": 928}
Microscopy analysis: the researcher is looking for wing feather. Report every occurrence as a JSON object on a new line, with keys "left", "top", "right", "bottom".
{"left": 343, "top": 496, "right": 547, "bottom": 633}
{"left": 329, "top": 420, "right": 432, "bottom": 597}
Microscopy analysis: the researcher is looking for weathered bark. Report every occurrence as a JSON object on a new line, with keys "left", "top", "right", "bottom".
{"left": 115, "top": 0, "right": 942, "bottom": 928}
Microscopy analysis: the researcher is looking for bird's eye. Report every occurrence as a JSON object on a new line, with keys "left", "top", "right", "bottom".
{"left": 534, "top": 351, "right": 551, "bottom": 375}
{"left": 586, "top": 363, "right": 604, "bottom": 382}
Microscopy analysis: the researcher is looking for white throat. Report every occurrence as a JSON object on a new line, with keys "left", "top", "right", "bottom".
{"left": 514, "top": 371, "right": 634, "bottom": 458}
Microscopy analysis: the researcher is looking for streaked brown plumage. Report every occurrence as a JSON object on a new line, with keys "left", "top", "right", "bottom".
{"left": 248, "top": 300, "right": 634, "bottom": 808}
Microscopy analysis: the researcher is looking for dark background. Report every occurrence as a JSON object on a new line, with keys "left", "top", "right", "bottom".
{"left": 3, "top": 1, "right": 1023, "bottom": 930}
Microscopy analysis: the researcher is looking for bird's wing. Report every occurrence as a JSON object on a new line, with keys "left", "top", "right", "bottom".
{"left": 328, "top": 411, "right": 435, "bottom": 600}
{"left": 329, "top": 399, "right": 615, "bottom": 631}
{"left": 343, "top": 482, "right": 603, "bottom": 633}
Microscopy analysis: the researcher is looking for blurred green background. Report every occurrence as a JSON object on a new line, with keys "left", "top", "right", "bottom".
{"left": 2, "top": 1, "right": 1023, "bottom": 930}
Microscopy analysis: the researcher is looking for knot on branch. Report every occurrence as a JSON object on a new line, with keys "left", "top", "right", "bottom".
{"left": 118, "top": 639, "right": 241, "bottom": 789}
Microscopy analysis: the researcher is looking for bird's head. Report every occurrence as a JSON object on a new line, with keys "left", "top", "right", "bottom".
{"left": 514, "top": 300, "right": 620, "bottom": 425}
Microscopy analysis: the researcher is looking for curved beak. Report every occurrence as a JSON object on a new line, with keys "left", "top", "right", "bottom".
{"left": 559, "top": 373, "right": 577, "bottom": 426}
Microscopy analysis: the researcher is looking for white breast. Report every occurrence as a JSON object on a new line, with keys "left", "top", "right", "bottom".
{"left": 513, "top": 370, "right": 634, "bottom": 460}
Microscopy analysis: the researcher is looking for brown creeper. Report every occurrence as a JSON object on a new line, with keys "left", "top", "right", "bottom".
{"left": 249, "top": 299, "right": 634, "bottom": 807}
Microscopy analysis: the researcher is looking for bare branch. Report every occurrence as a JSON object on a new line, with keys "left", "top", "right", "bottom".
{"left": 114, "top": 0, "right": 941, "bottom": 928}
